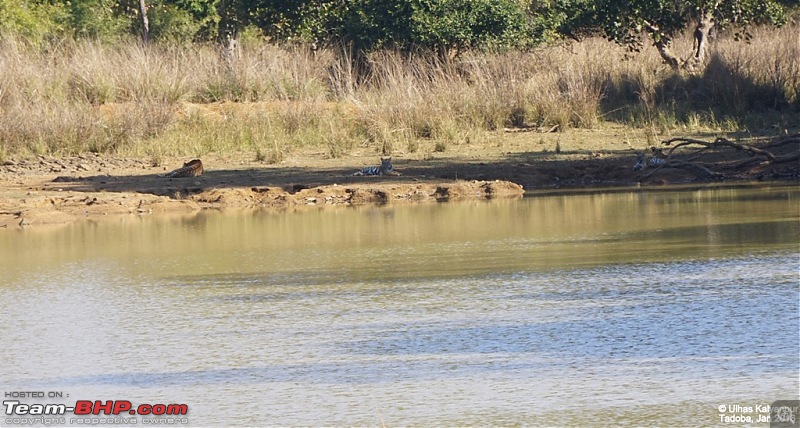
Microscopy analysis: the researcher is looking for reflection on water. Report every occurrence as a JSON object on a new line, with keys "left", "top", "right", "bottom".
{"left": 1, "top": 185, "right": 798, "bottom": 426}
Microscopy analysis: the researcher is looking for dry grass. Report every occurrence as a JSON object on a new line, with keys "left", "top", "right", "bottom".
{"left": 0, "top": 25, "right": 797, "bottom": 160}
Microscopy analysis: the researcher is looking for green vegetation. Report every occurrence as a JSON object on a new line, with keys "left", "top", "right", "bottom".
{"left": 0, "top": 0, "right": 797, "bottom": 159}
{"left": 1, "top": 0, "right": 789, "bottom": 53}
{"left": 547, "top": 0, "right": 789, "bottom": 70}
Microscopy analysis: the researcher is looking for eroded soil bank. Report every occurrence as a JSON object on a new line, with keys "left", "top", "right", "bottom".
{"left": 0, "top": 154, "right": 530, "bottom": 228}
{"left": 1, "top": 132, "right": 797, "bottom": 229}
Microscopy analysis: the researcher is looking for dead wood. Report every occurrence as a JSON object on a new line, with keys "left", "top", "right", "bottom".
{"left": 638, "top": 134, "right": 799, "bottom": 182}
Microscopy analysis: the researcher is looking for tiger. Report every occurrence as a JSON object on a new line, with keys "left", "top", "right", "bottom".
{"left": 647, "top": 155, "right": 667, "bottom": 167}
{"left": 353, "top": 157, "right": 401, "bottom": 176}
{"left": 632, "top": 149, "right": 667, "bottom": 171}
{"left": 633, "top": 153, "right": 646, "bottom": 171}
{"left": 164, "top": 159, "right": 204, "bottom": 178}
{"left": 647, "top": 147, "right": 668, "bottom": 167}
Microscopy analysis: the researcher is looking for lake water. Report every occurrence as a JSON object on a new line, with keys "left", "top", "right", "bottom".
{"left": 1, "top": 184, "right": 798, "bottom": 426}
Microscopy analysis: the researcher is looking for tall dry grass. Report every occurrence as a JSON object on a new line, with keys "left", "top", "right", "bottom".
{"left": 0, "top": 24, "right": 797, "bottom": 160}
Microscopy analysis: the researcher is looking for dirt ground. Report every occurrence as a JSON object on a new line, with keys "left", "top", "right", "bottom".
{"left": 1, "top": 128, "right": 797, "bottom": 229}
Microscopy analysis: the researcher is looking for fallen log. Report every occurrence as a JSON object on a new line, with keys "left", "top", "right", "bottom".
{"left": 637, "top": 134, "right": 799, "bottom": 182}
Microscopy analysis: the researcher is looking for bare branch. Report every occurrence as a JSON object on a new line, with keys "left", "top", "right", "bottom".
{"left": 662, "top": 137, "right": 777, "bottom": 161}
{"left": 764, "top": 133, "right": 800, "bottom": 149}
{"left": 639, "top": 134, "right": 799, "bottom": 183}
{"left": 639, "top": 159, "right": 724, "bottom": 181}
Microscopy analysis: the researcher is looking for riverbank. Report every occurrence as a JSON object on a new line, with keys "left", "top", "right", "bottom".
{"left": 1, "top": 128, "right": 797, "bottom": 229}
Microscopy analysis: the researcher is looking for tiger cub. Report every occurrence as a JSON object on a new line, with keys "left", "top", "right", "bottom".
{"left": 353, "top": 157, "right": 401, "bottom": 176}
{"left": 164, "top": 159, "right": 204, "bottom": 178}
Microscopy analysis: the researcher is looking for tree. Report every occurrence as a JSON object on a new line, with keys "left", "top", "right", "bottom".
{"left": 0, "top": 0, "right": 69, "bottom": 41}
{"left": 555, "top": 0, "right": 788, "bottom": 71}
{"left": 64, "top": 0, "right": 131, "bottom": 40}
{"left": 138, "top": 0, "right": 149, "bottom": 43}
{"left": 411, "top": 0, "right": 528, "bottom": 57}
{"left": 318, "top": 0, "right": 527, "bottom": 57}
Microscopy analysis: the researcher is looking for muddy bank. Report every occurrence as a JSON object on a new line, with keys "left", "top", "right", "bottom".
{"left": 0, "top": 154, "right": 527, "bottom": 228}
{"left": 1, "top": 134, "right": 797, "bottom": 229}
{"left": 0, "top": 180, "right": 524, "bottom": 229}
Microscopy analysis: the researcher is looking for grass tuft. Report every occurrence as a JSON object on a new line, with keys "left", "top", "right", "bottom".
{"left": 0, "top": 24, "right": 797, "bottom": 159}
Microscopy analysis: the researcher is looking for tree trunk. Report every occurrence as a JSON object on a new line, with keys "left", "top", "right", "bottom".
{"left": 642, "top": 20, "right": 683, "bottom": 70}
{"left": 684, "top": 11, "right": 714, "bottom": 72}
{"left": 222, "top": 28, "right": 240, "bottom": 64}
{"left": 138, "top": 0, "right": 150, "bottom": 44}
{"left": 654, "top": 39, "right": 682, "bottom": 70}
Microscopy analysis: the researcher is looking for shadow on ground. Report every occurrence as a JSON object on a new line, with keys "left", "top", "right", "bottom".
{"left": 46, "top": 140, "right": 799, "bottom": 202}
{"left": 45, "top": 150, "right": 662, "bottom": 199}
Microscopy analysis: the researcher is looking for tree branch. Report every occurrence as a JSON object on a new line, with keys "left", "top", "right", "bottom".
{"left": 638, "top": 134, "right": 799, "bottom": 182}
{"left": 642, "top": 19, "right": 683, "bottom": 70}
{"left": 662, "top": 137, "right": 777, "bottom": 161}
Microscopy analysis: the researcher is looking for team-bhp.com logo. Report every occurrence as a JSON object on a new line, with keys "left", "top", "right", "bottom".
{"left": 4, "top": 399, "right": 189, "bottom": 425}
